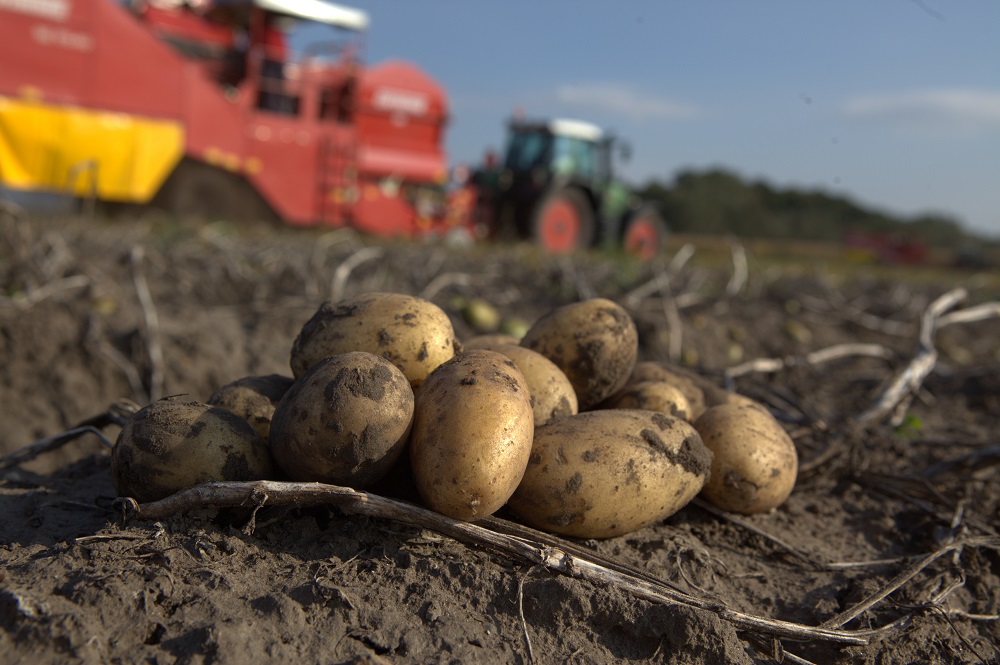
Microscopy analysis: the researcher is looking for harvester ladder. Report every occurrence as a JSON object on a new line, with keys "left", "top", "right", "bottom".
{"left": 318, "top": 134, "right": 357, "bottom": 225}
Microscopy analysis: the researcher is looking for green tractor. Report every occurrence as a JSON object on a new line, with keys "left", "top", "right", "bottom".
{"left": 472, "top": 117, "right": 667, "bottom": 260}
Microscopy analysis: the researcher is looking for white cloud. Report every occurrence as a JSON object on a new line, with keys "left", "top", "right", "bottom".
{"left": 554, "top": 83, "right": 699, "bottom": 122}
{"left": 842, "top": 88, "right": 1000, "bottom": 135}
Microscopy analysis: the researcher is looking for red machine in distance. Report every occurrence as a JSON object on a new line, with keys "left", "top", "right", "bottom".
{"left": 0, "top": 0, "right": 476, "bottom": 239}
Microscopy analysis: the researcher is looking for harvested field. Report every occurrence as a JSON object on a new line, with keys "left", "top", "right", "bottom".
{"left": 1, "top": 212, "right": 998, "bottom": 664}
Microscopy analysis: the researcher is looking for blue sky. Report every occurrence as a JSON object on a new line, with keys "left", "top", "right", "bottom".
{"left": 343, "top": 1, "right": 1000, "bottom": 237}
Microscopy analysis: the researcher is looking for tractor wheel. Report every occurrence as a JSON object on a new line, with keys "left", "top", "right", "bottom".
{"left": 530, "top": 188, "right": 595, "bottom": 254}
{"left": 622, "top": 208, "right": 667, "bottom": 261}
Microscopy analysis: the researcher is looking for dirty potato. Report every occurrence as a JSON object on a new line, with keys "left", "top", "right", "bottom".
{"left": 629, "top": 361, "right": 709, "bottom": 419}
{"left": 409, "top": 350, "right": 534, "bottom": 521}
{"left": 694, "top": 403, "right": 798, "bottom": 514}
{"left": 269, "top": 352, "right": 414, "bottom": 489}
{"left": 488, "top": 344, "right": 578, "bottom": 425}
{"left": 207, "top": 374, "right": 295, "bottom": 443}
{"left": 508, "top": 409, "right": 713, "bottom": 539}
{"left": 602, "top": 380, "right": 692, "bottom": 421}
{"left": 520, "top": 298, "right": 638, "bottom": 410}
{"left": 462, "top": 333, "right": 522, "bottom": 351}
{"left": 112, "top": 397, "right": 274, "bottom": 503}
{"left": 290, "top": 292, "right": 459, "bottom": 388}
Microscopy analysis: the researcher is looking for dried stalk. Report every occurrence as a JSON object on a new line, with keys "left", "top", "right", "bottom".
{"left": 725, "top": 240, "right": 748, "bottom": 297}
{"left": 855, "top": 288, "right": 966, "bottom": 427}
{"left": 123, "top": 479, "right": 884, "bottom": 646}
{"left": 0, "top": 400, "right": 137, "bottom": 471}
{"left": 820, "top": 535, "right": 1000, "bottom": 630}
{"left": 330, "top": 246, "right": 385, "bottom": 302}
{"left": 130, "top": 246, "right": 164, "bottom": 402}
{"left": 724, "top": 343, "right": 894, "bottom": 389}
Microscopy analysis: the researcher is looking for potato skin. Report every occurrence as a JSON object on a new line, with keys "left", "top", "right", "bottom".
{"left": 409, "top": 350, "right": 534, "bottom": 521}
{"left": 520, "top": 298, "right": 638, "bottom": 410}
{"left": 603, "top": 380, "right": 692, "bottom": 422}
{"left": 112, "top": 398, "right": 273, "bottom": 503}
{"left": 490, "top": 344, "right": 578, "bottom": 426}
{"left": 694, "top": 403, "right": 798, "bottom": 514}
{"left": 208, "top": 374, "right": 295, "bottom": 443}
{"left": 462, "top": 333, "right": 522, "bottom": 351}
{"left": 269, "top": 352, "right": 414, "bottom": 488}
{"left": 290, "top": 292, "right": 459, "bottom": 388}
{"left": 508, "top": 410, "right": 713, "bottom": 539}
{"left": 629, "top": 361, "right": 709, "bottom": 419}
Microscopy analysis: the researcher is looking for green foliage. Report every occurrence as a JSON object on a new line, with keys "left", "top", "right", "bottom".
{"left": 637, "top": 168, "right": 982, "bottom": 248}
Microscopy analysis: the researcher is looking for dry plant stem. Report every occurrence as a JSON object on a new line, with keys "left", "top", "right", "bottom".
{"left": 855, "top": 288, "right": 966, "bottom": 427}
{"left": 125, "top": 480, "right": 871, "bottom": 645}
{"left": 654, "top": 266, "right": 684, "bottom": 363}
{"left": 130, "top": 246, "right": 164, "bottom": 402}
{"left": 419, "top": 272, "right": 472, "bottom": 301}
{"left": 622, "top": 243, "right": 695, "bottom": 306}
{"left": 724, "top": 343, "right": 893, "bottom": 389}
{"left": 820, "top": 535, "right": 1000, "bottom": 630}
{"left": 937, "top": 301, "right": 1000, "bottom": 328}
{"left": 330, "top": 246, "right": 385, "bottom": 302}
{"left": 517, "top": 568, "right": 536, "bottom": 664}
{"left": 0, "top": 274, "right": 90, "bottom": 309}
{"left": 0, "top": 400, "right": 138, "bottom": 471}
{"left": 725, "top": 240, "right": 748, "bottom": 297}
{"left": 1, "top": 427, "right": 112, "bottom": 471}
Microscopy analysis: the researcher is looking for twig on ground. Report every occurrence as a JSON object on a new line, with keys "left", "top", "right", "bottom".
{"left": 623, "top": 243, "right": 695, "bottom": 307}
{"left": 121, "top": 479, "right": 937, "bottom": 646}
{"left": 819, "top": 535, "right": 1000, "bottom": 630}
{"left": 855, "top": 288, "right": 966, "bottom": 427}
{"left": 419, "top": 272, "right": 472, "bottom": 301}
{"left": 330, "top": 246, "right": 385, "bottom": 302}
{"left": 652, "top": 266, "right": 685, "bottom": 363}
{"left": 0, "top": 400, "right": 138, "bottom": 472}
{"left": 518, "top": 567, "right": 536, "bottom": 664}
{"left": 0, "top": 274, "right": 90, "bottom": 309}
{"left": 724, "top": 343, "right": 894, "bottom": 390}
{"left": 130, "top": 246, "right": 164, "bottom": 402}
{"left": 725, "top": 239, "right": 748, "bottom": 297}
{"left": 85, "top": 316, "right": 149, "bottom": 402}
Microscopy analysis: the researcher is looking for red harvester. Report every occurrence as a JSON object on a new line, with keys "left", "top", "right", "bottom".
{"left": 0, "top": 0, "right": 476, "bottom": 239}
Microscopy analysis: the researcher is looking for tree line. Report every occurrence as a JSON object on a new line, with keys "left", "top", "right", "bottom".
{"left": 637, "top": 168, "right": 986, "bottom": 249}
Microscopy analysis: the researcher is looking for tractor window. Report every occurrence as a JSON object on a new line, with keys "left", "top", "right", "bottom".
{"left": 505, "top": 130, "right": 550, "bottom": 171}
{"left": 552, "top": 135, "right": 596, "bottom": 179}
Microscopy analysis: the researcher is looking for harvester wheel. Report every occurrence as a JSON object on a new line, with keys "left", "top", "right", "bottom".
{"left": 154, "top": 159, "right": 275, "bottom": 222}
{"left": 622, "top": 208, "right": 667, "bottom": 261}
{"left": 531, "top": 188, "right": 595, "bottom": 254}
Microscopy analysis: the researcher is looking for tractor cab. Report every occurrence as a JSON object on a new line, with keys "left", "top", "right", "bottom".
{"left": 475, "top": 117, "right": 665, "bottom": 259}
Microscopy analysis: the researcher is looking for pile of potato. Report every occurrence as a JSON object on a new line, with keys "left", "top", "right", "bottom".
{"left": 112, "top": 292, "right": 798, "bottom": 539}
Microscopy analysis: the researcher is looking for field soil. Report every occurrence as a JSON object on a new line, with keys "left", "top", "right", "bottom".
{"left": 1, "top": 213, "right": 998, "bottom": 664}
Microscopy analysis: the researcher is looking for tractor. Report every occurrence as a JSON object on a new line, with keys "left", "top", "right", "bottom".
{"left": 471, "top": 117, "right": 668, "bottom": 260}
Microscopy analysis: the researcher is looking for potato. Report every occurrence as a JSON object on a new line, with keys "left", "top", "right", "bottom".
{"left": 629, "top": 361, "right": 709, "bottom": 419}
{"left": 486, "top": 344, "right": 578, "bottom": 425}
{"left": 269, "top": 352, "right": 414, "bottom": 488}
{"left": 508, "top": 410, "right": 712, "bottom": 539}
{"left": 602, "top": 380, "right": 692, "bottom": 421}
{"left": 462, "top": 333, "right": 522, "bottom": 351}
{"left": 694, "top": 403, "right": 798, "bottom": 514}
{"left": 409, "top": 350, "right": 534, "bottom": 520}
{"left": 627, "top": 361, "right": 766, "bottom": 417}
{"left": 111, "top": 397, "right": 273, "bottom": 503}
{"left": 207, "top": 374, "right": 295, "bottom": 443}
{"left": 290, "top": 292, "right": 459, "bottom": 388}
{"left": 521, "top": 298, "right": 638, "bottom": 410}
